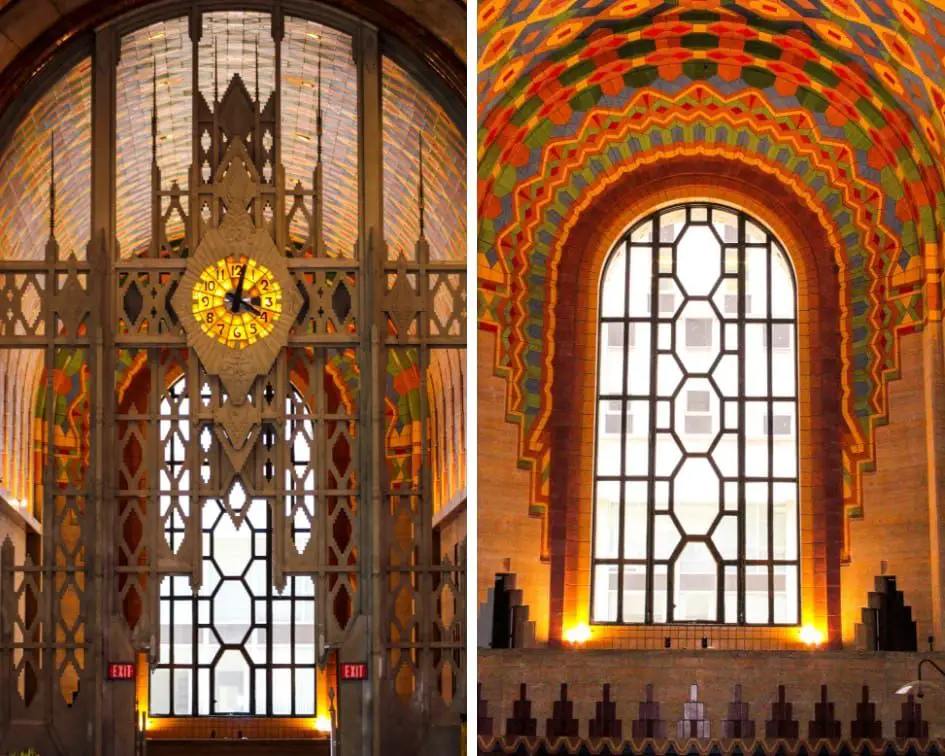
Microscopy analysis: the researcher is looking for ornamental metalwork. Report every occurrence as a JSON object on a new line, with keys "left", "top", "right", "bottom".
{"left": 0, "top": 4, "right": 466, "bottom": 755}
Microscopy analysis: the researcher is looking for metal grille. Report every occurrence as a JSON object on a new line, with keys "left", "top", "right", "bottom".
{"left": 590, "top": 203, "right": 800, "bottom": 626}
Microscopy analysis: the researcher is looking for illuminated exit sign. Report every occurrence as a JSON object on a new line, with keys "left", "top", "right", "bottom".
{"left": 340, "top": 662, "right": 367, "bottom": 681}
{"left": 107, "top": 662, "right": 135, "bottom": 680}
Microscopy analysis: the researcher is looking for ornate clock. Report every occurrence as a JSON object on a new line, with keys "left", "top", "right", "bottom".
{"left": 172, "top": 139, "right": 301, "bottom": 404}
{"left": 192, "top": 255, "right": 283, "bottom": 349}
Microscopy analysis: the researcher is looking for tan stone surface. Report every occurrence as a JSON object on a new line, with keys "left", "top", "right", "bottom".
{"left": 479, "top": 329, "right": 551, "bottom": 643}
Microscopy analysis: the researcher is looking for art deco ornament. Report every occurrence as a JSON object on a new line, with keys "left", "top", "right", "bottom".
{"left": 172, "top": 138, "right": 301, "bottom": 403}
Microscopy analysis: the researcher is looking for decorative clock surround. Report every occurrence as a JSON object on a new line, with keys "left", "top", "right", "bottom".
{"left": 172, "top": 137, "right": 301, "bottom": 405}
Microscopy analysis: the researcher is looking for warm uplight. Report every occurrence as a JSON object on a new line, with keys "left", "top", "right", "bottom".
{"left": 799, "top": 625, "right": 824, "bottom": 647}
{"left": 564, "top": 623, "right": 591, "bottom": 645}
{"left": 314, "top": 715, "right": 332, "bottom": 734}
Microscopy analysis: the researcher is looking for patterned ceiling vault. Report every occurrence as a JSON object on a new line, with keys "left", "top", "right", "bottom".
{"left": 384, "top": 56, "right": 467, "bottom": 263}
{"left": 477, "top": 0, "right": 945, "bottom": 558}
{"left": 0, "top": 58, "right": 91, "bottom": 263}
{"left": 0, "top": 12, "right": 463, "bottom": 265}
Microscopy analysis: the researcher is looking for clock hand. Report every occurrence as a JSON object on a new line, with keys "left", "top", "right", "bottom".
{"left": 240, "top": 300, "right": 262, "bottom": 317}
{"left": 233, "top": 262, "right": 248, "bottom": 308}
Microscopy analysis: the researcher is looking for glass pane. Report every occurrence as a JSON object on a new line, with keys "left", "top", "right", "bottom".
{"left": 771, "top": 402, "right": 797, "bottom": 478}
{"left": 596, "top": 402, "right": 622, "bottom": 477}
{"left": 624, "top": 400, "right": 650, "bottom": 476}
{"left": 674, "top": 458, "right": 720, "bottom": 535}
{"left": 295, "top": 668, "right": 316, "bottom": 715}
{"left": 627, "top": 245, "right": 651, "bottom": 317}
{"left": 674, "top": 543, "right": 717, "bottom": 622}
{"left": 626, "top": 323, "right": 651, "bottom": 394}
{"left": 745, "top": 483, "right": 769, "bottom": 560}
{"left": 744, "top": 323, "right": 768, "bottom": 396}
{"left": 598, "top": 336, "right": 624, "bottom": 395}
{"left": 600, "top": 243, "right": 627, "bottom": 317}
{"left": 745, "top": 245, "right": 768, "bottom": 317}
{"left": 623, "top": 482, "right": 648, "bottom": 559}
{"left": 724, "top": 566, "right": 738, "bottom": 623}
{"left": 592, "top": 565, "right": 618, "bottom": 622}
{"left": 770, "top": 244, "right": 795, "bottom": 318}
{"left": 622, "top": 565, "right": 646, "bottom": 623}
{"left": 594, "top": 482, "right": 620, "bottom": 559}
{"left": 773, "top": 565, "right": 798, "bottom": 624}
{"left": 713, "top": 515, "right": 738, "bottom": 560}
{"left": 745, "top": 566, "right": 769, "bottom": 624}
{"left": 676, "top": 225, "right": 721, "bottom": 297}
{"left": 652, "top": 565, "right": 668, "bottom": 623}
{"left": 773, "top": 482, "right": 798, "bottom": 561}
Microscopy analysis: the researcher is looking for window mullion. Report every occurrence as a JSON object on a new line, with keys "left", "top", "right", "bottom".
{"left": 737, "top": 213, "right": 746, "bottom": 625}
{"left": 616, "top": 240, "right": 631, "bottom": 623}
{"left": 644, "top": 229, "right": 660, "bottom": 625}
{"left": 766, "top": 237, "right": 775, "bottom": 624}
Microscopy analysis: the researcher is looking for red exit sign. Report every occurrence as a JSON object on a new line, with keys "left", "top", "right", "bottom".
{"left": 107, "top": 662, "right": 135, "bottom": 680}
{"left": 340, "top": 662, "right": 367, "bottom": 681}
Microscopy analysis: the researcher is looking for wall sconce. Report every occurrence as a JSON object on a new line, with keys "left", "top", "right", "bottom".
{"left": 564, "top": 623, "right": 591, "bottom": 645}
{"left": 799, "top": 624, "right": 824, "bottom": 647}
{"left": 314, "top": 715, "right": 332, "bottom": 734}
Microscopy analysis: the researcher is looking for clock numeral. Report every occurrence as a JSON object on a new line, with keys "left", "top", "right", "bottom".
{"left": 234, "top": 328, "right": 243, "bottom": 338}
{"left": 206, "top": 312, "right": 214, "bottom": 324}
{"left": 201, "top": 296, "right": 210, "bottom": 307}
{"left": 259, "top": 279, "right": 269, "bottom": 291}
{"left": 260, "top": 312, "right": 269, "bottom": 323}
{"left": 249, "top": 323, "right": 258, "bottom": 335}
{"left": 263, "top": 296, "right": 273, "bottom": 307}
{"left": 230, "top": 264, "right": 243, "bottom": 278}
{"left": 216, "top": 323, "right": 225, "bottom": 335}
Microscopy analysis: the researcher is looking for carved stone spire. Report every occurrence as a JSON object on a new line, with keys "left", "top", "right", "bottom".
{"left": 48, "top": 132, "right": 56, "bottom": 240}
{"left": 418, "top": 133, "right": 426, "bottom": 240}
{"left": 313, "top": 39, "right": 325, "bottom": 258}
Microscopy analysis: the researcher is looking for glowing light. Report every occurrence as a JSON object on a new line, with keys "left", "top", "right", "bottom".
{"left": 314, "top": 715, "right": 332, "bottom": 733}
{"left": 296, "top": 133, "right": 312, "bottom": 142}
{"left": 799, "top": 625, "right": 824, "bottom": 647}
{"left": 564, "top": 623, "right": 591, "bottom": 645}
{"left": 306, "top": 32, "right": 321, "bottom": 40}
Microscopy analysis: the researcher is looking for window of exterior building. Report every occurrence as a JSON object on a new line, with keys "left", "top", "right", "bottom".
{"left": 592, "top": 203, "right": 800, "bottom": 625}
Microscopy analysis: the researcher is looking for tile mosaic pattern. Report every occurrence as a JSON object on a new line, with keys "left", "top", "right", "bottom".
{"left": 477, "top": 1, "right": 945, "bottom": 557}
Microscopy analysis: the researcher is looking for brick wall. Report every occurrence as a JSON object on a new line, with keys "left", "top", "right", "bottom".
{"left": 479, "top": 648, "right": 945, "bottom": 740}
{"left": 478, "top": 329, "right": 550, "bottom": 643}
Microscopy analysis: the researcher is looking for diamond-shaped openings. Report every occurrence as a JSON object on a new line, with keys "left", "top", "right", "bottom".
{"left": 676, "top": 225, "right": 721, "bottom": 298}
{"left": 672, "top": 458, "right": 722, "bottom": 536}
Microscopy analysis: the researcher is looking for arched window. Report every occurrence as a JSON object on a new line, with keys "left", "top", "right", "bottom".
{"left": 591, "top": 203, "right": 800, "bottom": 626}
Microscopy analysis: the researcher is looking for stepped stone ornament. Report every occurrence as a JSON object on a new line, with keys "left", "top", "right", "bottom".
{"left": 172, "top": 138, "right": 301, "bottom": 404}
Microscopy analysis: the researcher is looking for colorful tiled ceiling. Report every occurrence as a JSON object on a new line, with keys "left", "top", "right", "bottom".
{"left": 477, "top": 0, "right": 945, "bottom": 554}
{"left": 0, "top": 58, "right": 91, "bottom": 263}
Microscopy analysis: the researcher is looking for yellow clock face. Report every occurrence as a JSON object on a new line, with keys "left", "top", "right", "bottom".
{"left": 191, "top": 255, "right": 283, "bottom": 349}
